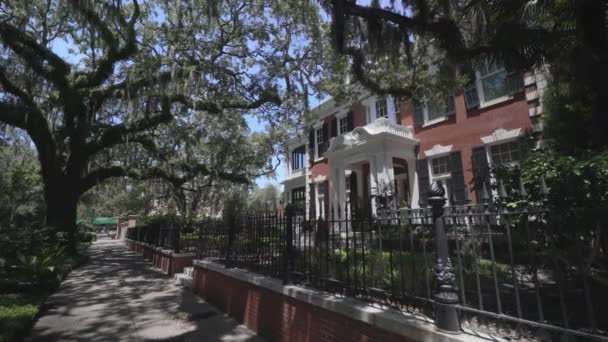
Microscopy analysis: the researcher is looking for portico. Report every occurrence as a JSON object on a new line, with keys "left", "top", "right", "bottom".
{"left": 324, "top": 118, "right": 420, "bottom": 217}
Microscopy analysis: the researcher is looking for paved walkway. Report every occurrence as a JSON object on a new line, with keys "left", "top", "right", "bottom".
{"left": 28, "top": 238, "right": 264, "bottom": 342}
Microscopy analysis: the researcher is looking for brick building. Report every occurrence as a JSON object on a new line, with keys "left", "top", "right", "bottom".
{"left": 282, "top": 63, "right": 547, "bottom": 217}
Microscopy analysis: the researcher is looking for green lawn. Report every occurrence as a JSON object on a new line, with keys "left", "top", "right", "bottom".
{"left": 0, "top": 292, "right": 47, "bottom": 342}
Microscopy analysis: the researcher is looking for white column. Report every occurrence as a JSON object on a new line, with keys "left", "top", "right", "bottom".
{"left": 408, "top": 158, "right": 420, "bottom": 209}
{"left": 386, "top": 95, "right": 396, "bottom": 124}
{"left": 368, "top": 156, "right": 378, "bottom": 216}
{"left": 329, "top": 165, "right": 345, "bottom": 215}
{"left": 337, "top": 166, "right": 347, "bottom": 218}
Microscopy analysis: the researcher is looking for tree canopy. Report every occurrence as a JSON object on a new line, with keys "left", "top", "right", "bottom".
{"left": 321, "top": 0, "right": 607, "bottom": 150}
{"left": 0, "top": 0, "right": 325, "bottom": 246}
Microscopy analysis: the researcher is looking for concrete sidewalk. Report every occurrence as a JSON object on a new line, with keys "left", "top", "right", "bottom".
{"left": 28, "top": 238, "right": 264, "bottom": 342}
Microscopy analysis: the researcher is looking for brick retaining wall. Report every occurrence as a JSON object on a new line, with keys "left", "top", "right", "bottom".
{"left": 192, "top": 264, "right": 411, "bottom": 342}
{"left": 191, "top": 261, "right": 480, "bottom": 342}
{"left": 124, "top": 239, "right": 193, "bottom": 276}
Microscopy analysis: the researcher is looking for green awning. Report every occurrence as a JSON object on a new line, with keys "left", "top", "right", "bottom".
{"left": 92, "top": 217, "right": 118, "bottom": 225}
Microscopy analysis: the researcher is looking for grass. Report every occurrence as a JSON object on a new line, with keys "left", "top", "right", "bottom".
{"left": 0, "top": 292, "right": 47, "bottom": 342}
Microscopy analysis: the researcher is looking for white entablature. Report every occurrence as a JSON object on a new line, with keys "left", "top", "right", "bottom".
{"left": 481, "top": 128, "right": 522, "bottom": 144}
{"left": 325, "top": 117, "right": 417, "bottom": 156}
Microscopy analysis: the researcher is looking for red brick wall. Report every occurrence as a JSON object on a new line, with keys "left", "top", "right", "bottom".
{"left": 309, "top": 91, "right": 533, "bottom": 204}
{"left": 125, "top": 240, "right": 193, "bottom": 276}
{"left": 192, "top": 265, "right": 412, "bottom": 342}
{"left": 404, "top": 93, "right": 532, "bottom": 202}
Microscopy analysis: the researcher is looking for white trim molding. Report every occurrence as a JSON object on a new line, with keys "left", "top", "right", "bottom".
{"left": 424, "top": 144, "right": 453, "bottom": 158}
{"left": 481, "top": 128, "right": 522, "bottom": 144}
{"left": 312, "top": 175, "right": 327, "bottom": 183}
{"left": 529, "top": 105, "right": 543, "bottom": 117}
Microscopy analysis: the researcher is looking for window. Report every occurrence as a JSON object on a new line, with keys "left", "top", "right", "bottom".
{"left": 429, "top": 155, "right": 451, "bottom": 204}
{"left": 292, "top": 187, "right": 306, "bottom": 213}
{"left": 479, "top": 60, "right": 508, "bottom": 102}
{"left": 375, "top": 97, "right": 388, "bottom": 119}
{"left": 431, "top": 155, "right": 450, "bottom": 176}
{"left": 338, "top": 116, "right": 348, "bottom": 135}
{"left": 291, "top": 145, "right": 305, "bottom": 171}
{"left": 315, "top": 127, "right": 324, "bottom": 159}
{"left": 490, "top": 141, "right": 520, "bottom": 165}
{"left": 418, "top": 95, "right": 455, "bottom": 125}
{"left": 464, "top": 59, "right": 511, "bottom": 109}
{"left": 393, "top": 96, "right": 402, "bottom": 124}
{"left": 393, "top": 96, "right": 401, "bottom": 114}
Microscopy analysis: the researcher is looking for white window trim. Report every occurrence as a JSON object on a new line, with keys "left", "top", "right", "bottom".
{"left": 375, "top": 97, "right": 388, "bottom": 119}
{"left": 419, "top": 96, "right": 453, "bottom": 126}
{"left": 474, "top": 65, "right": 513, "bottom": 108}
{"left": 485, "top": 138, "right": 521, "bottom": 169}
{"left": 481, "top": 138, "right": 522, "bottom": 200}
{"left": 481, "top": 128, "right": 522, "bottom": 145}
{"left": 336, "top": 112, "right": 349, "bottom": 135}
{"left": 314, "top": 127, "right": 325, "bottom": 161}
{"left": 422, "top": 116, "right": 449, "bottom": 128}
{"left": 424, "top": 144, "right": 453, "bottom": 158}
{"left": 427, "top": 155, "right": 451, "bottom": 204}
{"left": 289, "top": 146, "right": 306, "bottom": 174}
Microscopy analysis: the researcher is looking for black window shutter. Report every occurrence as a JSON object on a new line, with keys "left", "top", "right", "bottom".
{"left": 308, "top": 129, "right": 315, "bottom": 162}
{"left": 413, "top": 100, "right": 424, "bottom": 128}
{"left": 330, "top": 116, "right": 337, "bottom": 137}
{"left": 506, "top": 72, "right": 524, "bottom": 95}
{"left": 446, "top": 95, "right": 456, "bottom": 116}
{"left": 347, "top": 111, "right": 354, "bottom": 131}
{"left": 449, "top": 151, "right": 466, "bottom": 205}
{"left": 416, "top": 158, "right": 430, "bottom": 206}
{"left": 471, "top": 145, "right": 490, "bottom": 203}
{"left": 465, "top": 84, "right": 479, "bottom": 109}
{"left": 309, "top": 185, "right": 316, "bottom": 219}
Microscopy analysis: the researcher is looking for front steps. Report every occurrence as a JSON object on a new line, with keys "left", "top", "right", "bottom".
{"left": 174, "top": 266, "right": 193, "bottom": 289}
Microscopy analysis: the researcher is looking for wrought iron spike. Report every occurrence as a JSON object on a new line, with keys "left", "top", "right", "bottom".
{"left": 539, "top": 176, "right": 549, "bottom": 196}
{"left": 498, "top": 180, "right": 508, "bottom": 199}
{"left": 518, "top": 177, "right": 528, "bottom": 198}
{"left": 481, "top": 182, "right": 490, "bottom": 203}
{"left": 430, "top": 180, "right": 446, "bottom": 197}
{"left": 463, "top": 185, "right": 471, "bottom": 203}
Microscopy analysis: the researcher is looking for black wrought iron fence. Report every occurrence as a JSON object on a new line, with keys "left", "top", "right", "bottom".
{"left": 127, "top": 180, "right": 608, "bottom": 341}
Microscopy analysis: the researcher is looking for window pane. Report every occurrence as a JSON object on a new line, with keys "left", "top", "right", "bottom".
{"left": 490, "top": 141, "right": 519, "bottom": 165}
{"left": 465, "top": 85, "right": 479, "bottom": 109}
{"left": 431, "top": 156, "right": 450, "bottom": 175}
{"left": 339, "top": 117, "right": 348, "bottom": 134}
{"left": 376, "top": 97, "right": 387, "bottom": 118}
{"left": 427, "top": 98, "right": 445, "bottom": 121}
{"left": 292, "top": 145, "right": 305, "bottom": 170}
{"left": 481, "top": 69, "right": 508, "bottom": 101}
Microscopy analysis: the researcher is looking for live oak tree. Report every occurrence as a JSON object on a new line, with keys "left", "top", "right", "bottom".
{"left": 0, "top": 0, "right": 323, "bottom": 250}
{"left": 321, "top": 0, "right": 608, "bottom": 149}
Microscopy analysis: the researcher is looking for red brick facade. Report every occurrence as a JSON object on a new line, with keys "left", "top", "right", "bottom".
{"left": 303, "top": 75, "right": 541, "bottom": 206}
{"left": 192, "top": 264, "right": 412, "bottom": 342}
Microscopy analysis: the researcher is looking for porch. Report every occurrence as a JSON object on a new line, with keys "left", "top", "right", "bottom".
{"left": 324, "top": 117, "right": 419, "bottom": 217}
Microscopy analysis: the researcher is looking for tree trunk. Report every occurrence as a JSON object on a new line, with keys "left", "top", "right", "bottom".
{"left": 44, "top": 179, "right": 79, "bottom": 254}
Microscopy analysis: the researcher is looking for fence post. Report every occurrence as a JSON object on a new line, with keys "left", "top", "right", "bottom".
{"left": 174, "top": 223, "right": 181, "bottom": 253}
{"left": 283, "top": 203, "right": 295, "bottom": 285}
{"left": 429, "top": 181, "right": 460, "bottom": 333}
